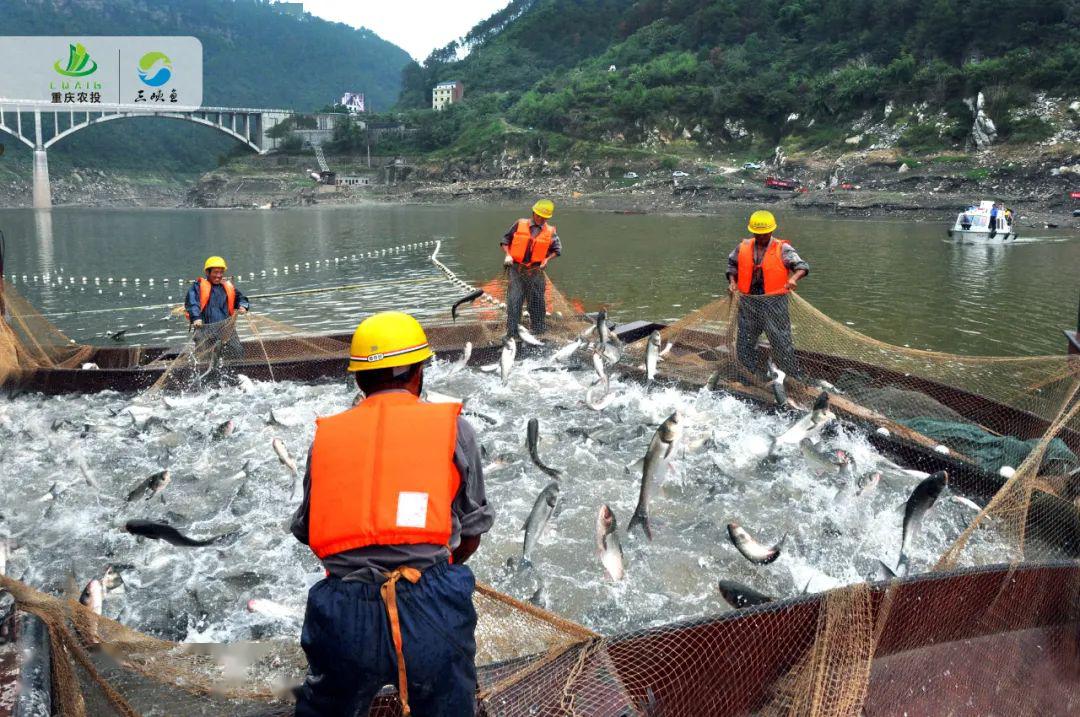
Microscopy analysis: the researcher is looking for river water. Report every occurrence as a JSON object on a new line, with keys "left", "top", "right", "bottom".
{"left": 0, "top": 203, "right": 1077, "bottom": 354}
{"left": 0, "top": 203, "right": 1073, "bottom": 648}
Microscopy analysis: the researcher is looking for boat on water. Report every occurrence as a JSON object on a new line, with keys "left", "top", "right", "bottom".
{"left": 947, "top": 200, "right": 1017, "bottom": 242}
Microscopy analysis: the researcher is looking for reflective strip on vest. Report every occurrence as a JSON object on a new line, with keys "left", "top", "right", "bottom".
{"left": 308, "top": 393, "right": 462, "bottom": 559}
{"left": 509, "top": 218, "right": 555, "bottom": 265}
{"left": 737, "top": 238, "right": 790, "bottom": 295}
{"left": 197, "top": 277, "right": 237, "bottom": 316}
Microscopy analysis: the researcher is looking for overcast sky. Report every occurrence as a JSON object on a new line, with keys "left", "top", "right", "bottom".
{"left": 300, "top": 0, "right": 513, "bottom": 61}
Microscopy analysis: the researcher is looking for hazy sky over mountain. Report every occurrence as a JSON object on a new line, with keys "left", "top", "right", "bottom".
{"left": 301, "top": 0, "right": 513, "bottom": 61}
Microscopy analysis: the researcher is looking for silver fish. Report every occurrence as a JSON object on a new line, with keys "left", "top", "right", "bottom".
{"left": 424, "top": 390, "right": 463, "bottom": 404}
{"left": 800, "top": 438, "right": 853, "bottom": 476}
{"left": 628, "top": 411, "right": 683, "bottom": 540}
{"left": 236, "top": 374, "right": 256, "bottom": 393}
{"left": 246, "top": 598, "right": 302, "bottom": 620}
{"left": 645, "top": 331, "right": 661, "bottom": 382}
{"left": 79, "top": 578, "right": 104, "bottom": 615}
{"left": 499, "top": 336, "right": 517, "bottom": 384}
{"left": 517, "top": 326, "right": 545, "bottom": 347}
{"left": 447, "top": 341, "right": 472, "bottom": 376}
{"left": 591, "top": 349, "right": 607, "bottom": 385}
{"left": 596, "top": 505, "right": 625, "bottom": 581}
{"left": 126, "top": 469, "right": 171, "bottom": 502}
{"left": 526, "top": 418, "right": 561, "bottom": 479}
{"left": 727, "top": 522, "right": 786, "bottom": 564}
{"left": 552, "top": 339, "right": 583, "bottom": 363}
{"left": 212, "top": 419, "right": 236, "bottom": 441}
{"left": 766, "top": 361, "right": 787, "bottom": 407}
{"left": 522, "top": 482, "right": 560, "bottom": 567}
{"left": 272, "top": 437, "right": 298, "bottom": 477}
{"left": 899, "top": 471, "right": 948, "bottom": 570}
{"left": 855, "top": 471, "right": 881, "bottom": 498}
{"left": 774, "top": 392, "right": 833, "bottom": 448}
{"left": 718, "top": 579, "right": 775, "bottom": 609}
{"left": 586, "top": 381, "right": 617, "bottom": 411}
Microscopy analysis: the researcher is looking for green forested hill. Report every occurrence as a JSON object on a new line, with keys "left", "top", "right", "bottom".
{"left": 0, "top": 0, "right": 411, "bottom": 174}
{"left": 388, "top": 0, "right": 1079, "bottom": 159}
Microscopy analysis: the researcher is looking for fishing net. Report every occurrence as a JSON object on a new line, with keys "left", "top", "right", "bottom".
{"left": 0, "top": 282, "right": 99, "bottom": 387}
{"left": 5, "top": 257, "right": 1080, "bottom": 716}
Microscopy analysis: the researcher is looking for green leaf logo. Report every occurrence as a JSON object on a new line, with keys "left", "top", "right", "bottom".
{"left": 54, "top": 42, "right": 98, "bottom": 77}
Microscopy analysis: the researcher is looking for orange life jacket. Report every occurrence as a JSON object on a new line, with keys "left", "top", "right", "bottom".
{"left": 508, "top": 218, "right": 555, "bottom": 266}
{"left": 308, "top": 392, "right": 462, "bottom": 559}
{"left": 186, "top": 277, "right": 237, "bottom": 321}
{"left": 737, "top": 238, "right": 790, "bottom": 295}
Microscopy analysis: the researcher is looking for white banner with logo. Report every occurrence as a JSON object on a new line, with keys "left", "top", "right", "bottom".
{"left": 0, "top": 36, "right": 203, "bottom": 108}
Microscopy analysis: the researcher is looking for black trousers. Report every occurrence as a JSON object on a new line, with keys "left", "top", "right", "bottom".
{"left": 735, "top": 294, "right": 799, "bottom": 378}
{"left": 506, "top": 263, "right": 547, "bottom": 337}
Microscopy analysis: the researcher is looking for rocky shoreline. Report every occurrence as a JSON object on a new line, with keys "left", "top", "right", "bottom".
{"left": 2, "top": 145, "right": 1078, "bottom": 229}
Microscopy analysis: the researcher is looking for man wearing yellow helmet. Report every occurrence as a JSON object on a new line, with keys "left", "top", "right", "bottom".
{"left": 725, "top": 210, "right": 809, "bottom": 378}
{"left": 500, "top": 199, "right": 562, "bottom": 338}
{"left": 184, "top": 256, "right": 250, "bottom": 360}
{"left": 291, "top": 312, "right": 493, "bottom": 717}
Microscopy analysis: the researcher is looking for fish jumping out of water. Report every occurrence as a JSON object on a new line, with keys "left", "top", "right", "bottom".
{"left": 628, "top": 411, "right": 683, "bottom": 540}
{"left": 521, "top": 482, "right": 560, "bottom": 568}
{"left": 517, "top": 326, "right": 545, "bottom": 347}
{"left": 247, "top": 598, "right": 302, "bottom": 620}
{"left": 447, "top": 342, "right": 473, "bottom": 376}
{"left": 717, "top": 579, "right": 775, "bottom": 609}
{"left": 526, "top": 418, "right": 562, "bottom": 479}
{"left": 766, "top": 361, "right": 787, "bottom": 407}
{"left": 212, "top": 419, "right": 236, "bottom": 441}
{"left": 596, "top": 505, "right": 625, "bottom": 581}
{"left": 272, "top": 438, "right": 298, "bottom": 476}
{"left": 125, "top": 469, "right": 171, "bottom": 502}
{"left": 124, "top": 520, "right": 234, "bottom": 547}
{"left": 773, "top": 392, "right": 833, "bottom": 448}
{"left": 499, "top": 337, "right": 517, "bottom": 384}
{"left": 551, "top": 339, "right": 583, "bottom": 363}
{"left": 450, "top": 289, "right": 485, "bottom": 322}
{"left": 79, "top": 578, "right": 104, "bottom": 615}
{"left": 727, "top": 522, "right": 786, "bottom": 565}
{"left": 898, "top": 471, "right": 949, "bottom": 571}
{"left": 644, "top": 331, "right": 662, "bottom": 382}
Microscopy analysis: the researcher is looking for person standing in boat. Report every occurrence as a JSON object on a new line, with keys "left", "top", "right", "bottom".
{"left": 291, "top": 312, "right": 493, "bottom": 717}
{"left": 184, "top": 256, "right": 249, "bottom": 361}
{"left": 500, "top": 199, "right": 561, "bottom": 339}
{"left": 726, "top": 210, "right": 809, "bottom": 379}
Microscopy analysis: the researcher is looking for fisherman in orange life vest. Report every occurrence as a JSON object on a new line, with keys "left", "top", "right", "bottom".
{"left": 184, "top": 256, "right": 249, "bottom": 361}
{"left": 726, "top": 210, "right": 809, "bottom": 378}
{"left": 291, "top": 312, "right": 493, "bottom": 717}
{"left": 501, "top": 199, "right": 562, "bottom": 339}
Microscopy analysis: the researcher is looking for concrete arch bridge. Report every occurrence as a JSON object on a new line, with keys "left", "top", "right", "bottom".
{"left": 0, "top": 99, "right": 293, "bottom": 207}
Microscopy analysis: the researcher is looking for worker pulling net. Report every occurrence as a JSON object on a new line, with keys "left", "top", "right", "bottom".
{"left": 633, "top": 292, "right": 1080, "bottom": 479}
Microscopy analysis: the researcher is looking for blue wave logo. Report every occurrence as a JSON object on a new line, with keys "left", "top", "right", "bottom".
{"left": 137, "top": 51, "right": 172, "bottom": 87}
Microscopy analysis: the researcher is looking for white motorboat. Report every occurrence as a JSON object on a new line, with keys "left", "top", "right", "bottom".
{"left": 947, "top": 200, "right": 1017, "bottom": 242}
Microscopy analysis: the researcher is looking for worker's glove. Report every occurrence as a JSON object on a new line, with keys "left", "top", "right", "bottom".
{"left": 503, "top": 254, "right": 513, "bottom": 267}
{"left": 192, "top": 319, "right": 204, "bottom": 329}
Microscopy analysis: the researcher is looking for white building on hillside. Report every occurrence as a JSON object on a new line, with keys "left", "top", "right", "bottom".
{"left": 341, "top": 92, "right": 365, "bottom": 114}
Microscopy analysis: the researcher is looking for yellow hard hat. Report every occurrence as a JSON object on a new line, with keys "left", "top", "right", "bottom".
{"left": 532, "top": 199, "right": 555, "bottom": 219}
{"left": 348, "top": 311, "right": 433, "bottom": 372}
{"left": 747, "top": 210, "right": 777, "bottom": 235}
{"left": 204, "top": 256, "right": 228, "bottom": 271}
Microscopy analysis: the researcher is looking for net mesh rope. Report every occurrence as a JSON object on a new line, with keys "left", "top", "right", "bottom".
{"left": 3, "top": 271, "right": 1080, "bottom": 715}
